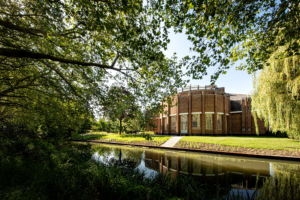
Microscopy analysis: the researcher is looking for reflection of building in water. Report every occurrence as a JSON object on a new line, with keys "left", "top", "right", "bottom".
{"left": 144, "top": 151, "right": 270, "bottom": 190}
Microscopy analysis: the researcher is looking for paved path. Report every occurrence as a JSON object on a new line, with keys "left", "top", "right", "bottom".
{"left": 160, "top": 136, "right": 183, "bottom": 147}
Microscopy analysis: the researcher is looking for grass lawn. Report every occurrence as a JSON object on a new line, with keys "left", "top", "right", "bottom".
{"left": 73, "top": 132, "right": 170, "bottom": 146}
{"left": 180, "top": 136, "right": 300, "bottom": 151}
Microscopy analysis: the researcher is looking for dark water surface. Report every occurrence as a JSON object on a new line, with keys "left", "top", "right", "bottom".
{"left": 74, "top": 142, "right": 300, "bottom": 199}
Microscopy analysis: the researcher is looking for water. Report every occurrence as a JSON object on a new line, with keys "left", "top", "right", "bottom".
{"left": 76, "top": 142, "right": 300, "bottom": 199}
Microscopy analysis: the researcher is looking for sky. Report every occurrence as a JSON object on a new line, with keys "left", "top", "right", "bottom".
{"left": 163, "top": 29, "right": 255, "bottom": 95}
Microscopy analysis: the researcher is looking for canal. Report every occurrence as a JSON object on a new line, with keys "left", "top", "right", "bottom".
{"left": 75, "top": 142, "right": 300, "bottom": 199}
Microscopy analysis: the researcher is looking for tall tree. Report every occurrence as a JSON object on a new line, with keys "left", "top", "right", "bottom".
{"left": 252, "top": 46, "right": 300, "bottom": 139}
{"left": 161, "top": 0, "right": 300, "bottom": 83}
{"left": 102, "top": 86, "right": 138, "bottom": 135}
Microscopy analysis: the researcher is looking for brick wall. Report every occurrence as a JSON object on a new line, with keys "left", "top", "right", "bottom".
{"left": 205, "top": 95, "right": 215, "bottom": 112}
{"left": 227, "top": 116, "right": 230, "bottom": 133}
{"left": 179, "top": 96, "right": 189, "bottom": 113}
{"left": 192, "top": 94, "right": 202, "bottom": 112}
{"left": 156, "top": 118, "right": 161, "bottom": 134}
{"left": 240, "top": 98, "right": 267, "bottom": 135}
{"left": 231, "top": 113, "right": 242, "bottom": 134}
{"left": 216, "top": 95, "right": 224, "bottom": 112}
{"left": 170, "top": 96, "right": 177, "bottom": 115}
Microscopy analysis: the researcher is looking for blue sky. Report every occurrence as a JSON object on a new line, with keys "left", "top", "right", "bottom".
{"left": 164, "top": 29, "right": 254, "bottom": 95}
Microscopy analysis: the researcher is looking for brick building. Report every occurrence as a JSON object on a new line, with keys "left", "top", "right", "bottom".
{"left": 152, "top": 85, "right": 267, "bottom": 135}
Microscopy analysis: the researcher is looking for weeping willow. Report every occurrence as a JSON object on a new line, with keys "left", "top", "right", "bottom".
{"left": 252, "top": 45, "right": 300, "bottom": 139}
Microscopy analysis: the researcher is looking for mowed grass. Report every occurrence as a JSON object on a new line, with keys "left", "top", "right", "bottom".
{"left": 180, "top": 136, "right": 300, "bottom": 151}
{"left": 75, "top": 132, "right": 170, "bottom": 144}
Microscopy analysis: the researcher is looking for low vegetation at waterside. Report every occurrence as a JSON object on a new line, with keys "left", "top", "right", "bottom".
{"left": 0, "top": 138, "right": 249, "bottom": 200}
{"left": 73, "top": 132, "right": 170, "bottom": 146}
{"left": 175, "top": 136, "right": 300, "bottom": 157}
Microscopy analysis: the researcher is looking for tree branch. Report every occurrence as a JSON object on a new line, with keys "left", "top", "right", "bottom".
{"left": 0, "top": 19, "right": 48, "bottom": 36}
{"left": 0, "top": 19, "right": 79, "bottom": 38}
{"left": 1, "top": 48, "right": 112, "bottom": 69}
{"left": 111, "top": 52, "right": 119, "bottom": 67}
{"left": 0, "top": 48, "right": 140, "bottom": 82}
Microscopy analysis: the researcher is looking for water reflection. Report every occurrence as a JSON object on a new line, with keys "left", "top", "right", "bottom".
{"left": 92, "top": 145, "right": 144, "bottom": 169}
{"left": 86, "top": 142, "right": 300, "bottom": 199}
{"left": 144, "top": 150, "right": 271, "bottom": 190}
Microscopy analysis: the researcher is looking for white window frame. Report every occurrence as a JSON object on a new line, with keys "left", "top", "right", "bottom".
{"left": 217, "top": 114, "right": 222, "bottom": 130}
{"left": 171, "top": 116, "right": 176, "bottom": 130}
{"left": 180, "top": 115, "right": 188, "bottom": 134}
{"left": 192, "top": 114, "right": 201, "bottom": 130}
{"left": 205, "top": 114, "right": 213, "bottom": 130}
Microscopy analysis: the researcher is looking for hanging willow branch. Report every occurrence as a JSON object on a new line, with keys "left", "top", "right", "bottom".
{"left": 252, "top": 45, "right": 300, "bottom": 139}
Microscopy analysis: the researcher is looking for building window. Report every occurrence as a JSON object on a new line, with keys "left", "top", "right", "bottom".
{"left": 180, "top": 115, "right": 188, "bottom": 133}
{"left": 192, "top": 114, "right": 200, "bottom": 130}
{"left": 217, "top": 115, "right": 222, "bottom": 130}
{"left": 205, "top": 114, "right": 213, "bottom": 130}
{"left": 171, "top": 116, "right": 176, "bottom": 130}
{"left": 164, "top": 118, "right": 168, "bottom": 131}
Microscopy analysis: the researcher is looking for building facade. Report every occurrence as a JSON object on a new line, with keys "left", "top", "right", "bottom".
{"left": 152, "top": 85, "right": 267, "bottom": 135}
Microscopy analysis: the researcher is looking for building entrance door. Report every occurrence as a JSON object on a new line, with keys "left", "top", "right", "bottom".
{"left": 180, "top": 115, "right": 188, "bottom": 134}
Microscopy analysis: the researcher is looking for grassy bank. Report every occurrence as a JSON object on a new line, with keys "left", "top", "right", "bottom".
{"left": 180, "top": 136, "right": 300, "bottom": 150}
{"left": 74, "top": 132, "right": 171, "bottom": 146}
{"left": 175, "top": 136, "right": 300, "bottom": 157}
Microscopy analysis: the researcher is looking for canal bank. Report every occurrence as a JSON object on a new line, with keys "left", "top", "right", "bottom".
{"left": 71, "top": 138, "right": 300, "bottom": 162}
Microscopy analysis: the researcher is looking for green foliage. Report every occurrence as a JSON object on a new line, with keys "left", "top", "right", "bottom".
{"left": 102, "top": 86, "right": 138, "bottom": 134}
{"left": 0, "top": 0, "right": 186, "bottom": 139}
{"left": 91, "top": 118, "right": 109, "bottom": 132}
{"left": 99, "top": 119, "right": 109, "bottom": 131}
{"left": 124, "top": 118, "right": 142, "bottom": 133}
{"left": 252, "top": 47, "right": 300, "bottom": 138}
{"left": 161, "top": 0, "right": 300, "bottom": 83}
{"left": 103, "top": 86, "right": 137, "bottom": 121}
{"left": 143, "top": 133, "right": 153, "bottom": 141}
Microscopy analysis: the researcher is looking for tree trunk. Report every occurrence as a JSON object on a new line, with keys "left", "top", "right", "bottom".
{"left": 119, "top": 119, "right": 122, "bottom": 135}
